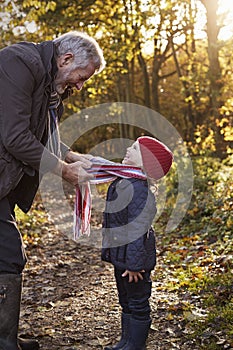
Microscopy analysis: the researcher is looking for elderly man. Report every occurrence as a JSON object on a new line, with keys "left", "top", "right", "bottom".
{"left": 0, "top": 31, "right": 105, "bottom": 350}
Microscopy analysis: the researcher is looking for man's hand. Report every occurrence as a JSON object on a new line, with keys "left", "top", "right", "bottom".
{"left": 122, "top": 270, "right": 145, "bottom": 283}
{"left": 65, "top": 150, "right": 93, "bottom": 166}
{"left": 53, "top": 159, "right": 93, "bottom": 186}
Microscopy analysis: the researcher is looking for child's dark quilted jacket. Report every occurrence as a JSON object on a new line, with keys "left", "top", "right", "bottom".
{"left": 101, "top": 177, "right": 157, "bottom": 272}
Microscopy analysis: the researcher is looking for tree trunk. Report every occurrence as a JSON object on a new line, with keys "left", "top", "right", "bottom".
{"left": 200, "top": 0, "right": 226, "bottom": 158}
{"left": 201, "top": 0, "right": 223, "bottom": 114}
{"left": 151, "top": 46, "right": 161, "bottom": 113}
{"left": 137, "top": 52, "right": 151, "bottom": 108}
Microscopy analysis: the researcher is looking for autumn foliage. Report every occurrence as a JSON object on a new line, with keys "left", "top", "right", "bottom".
{"left": 1, "top": 0, "right": 232, "bottom": 348}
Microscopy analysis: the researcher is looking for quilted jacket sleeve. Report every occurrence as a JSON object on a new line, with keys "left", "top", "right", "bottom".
{"left": 126, "top": 181, "right": 155, "bottom": 240}
{"left": 125, "top": 230, "right": 156, "bottom": 271}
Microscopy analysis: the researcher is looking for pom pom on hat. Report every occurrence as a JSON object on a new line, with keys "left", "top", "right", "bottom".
{"left": 138, "top": 136, "right": 173, "bottom": 180}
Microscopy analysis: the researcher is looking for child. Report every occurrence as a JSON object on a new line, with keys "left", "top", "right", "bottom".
{"left": 101, "top": 136, "right": 173, "bottom": 350}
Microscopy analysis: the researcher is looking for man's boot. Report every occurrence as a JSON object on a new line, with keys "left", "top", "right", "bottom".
{"left": 121, "top": 318, "right": 151, "bottom": 350}
{"left": 105, "top": 313, "right": 131, "bottom": 350}
{"left": 0, "top": 273, "right": 22, "bottom": 350}
{"left": 18, "top": 337, "right": 39, "bottom": 350}
{"left": 0, "top": 274, "right": 39, "bottom": 350}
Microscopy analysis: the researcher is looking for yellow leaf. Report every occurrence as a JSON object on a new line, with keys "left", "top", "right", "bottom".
{"left": 166, "top": 313, "right": 174, "bottom": 320}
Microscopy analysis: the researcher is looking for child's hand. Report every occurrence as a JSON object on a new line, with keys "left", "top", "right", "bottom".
{"left": 122, "top": 270, "right": 145, "bottom": 283}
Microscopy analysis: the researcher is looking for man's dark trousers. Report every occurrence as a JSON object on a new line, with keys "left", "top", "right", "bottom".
{"left": 0, "top": 195, "right": 26, "bottom": 274}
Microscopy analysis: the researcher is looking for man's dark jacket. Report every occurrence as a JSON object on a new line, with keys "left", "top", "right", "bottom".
{"left": 101, "top": 178, "right": 157, "bottom": 272}
{"left": 0, "top": 41, "right": 69, "bottom": 212}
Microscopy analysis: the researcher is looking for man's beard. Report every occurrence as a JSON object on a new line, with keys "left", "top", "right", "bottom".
{"left": 54, "top": 69, "right": 71, "bottom": 95}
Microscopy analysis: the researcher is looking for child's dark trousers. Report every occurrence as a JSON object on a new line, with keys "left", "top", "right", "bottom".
{"left": 114, "top": 267, "right": 152, "bottom": 321}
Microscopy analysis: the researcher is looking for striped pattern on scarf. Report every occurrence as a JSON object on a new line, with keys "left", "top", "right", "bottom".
{"left": 47, "top": 90, "right": 61, "bottom": 158}
{"left": 73, "top": 157, "right": 147, "bottom": 240}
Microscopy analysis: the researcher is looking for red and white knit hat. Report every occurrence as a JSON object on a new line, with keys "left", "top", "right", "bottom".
{"left": 138, "top": 136, "right": 173, "bottom": 180}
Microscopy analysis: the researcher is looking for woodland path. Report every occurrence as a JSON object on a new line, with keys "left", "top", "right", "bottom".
{"left": 18, "top": 192, "right": 198, "bottom": 350}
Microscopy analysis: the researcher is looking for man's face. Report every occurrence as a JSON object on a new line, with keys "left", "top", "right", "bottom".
{"left": 54, "top": 53, "right": 96, "bottom": 94}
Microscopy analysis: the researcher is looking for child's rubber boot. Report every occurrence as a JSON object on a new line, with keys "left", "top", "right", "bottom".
{"left": 121, "top": 318, "right": 151, "bottom": 350}
{"left": 105, "top": 313, "right": 131, "bottom": 350}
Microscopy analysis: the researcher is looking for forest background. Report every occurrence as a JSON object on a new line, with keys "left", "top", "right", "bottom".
{"left": 0, "top": 1, "right": 232, "bottom": 349}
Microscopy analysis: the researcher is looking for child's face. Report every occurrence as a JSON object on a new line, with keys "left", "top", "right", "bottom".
{"left": 122, "top": 141, "right": 143, "bottom": 167}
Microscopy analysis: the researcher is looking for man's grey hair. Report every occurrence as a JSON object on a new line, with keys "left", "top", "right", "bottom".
{"left": 53, "top": 31, "right": 106, "bottom": 73}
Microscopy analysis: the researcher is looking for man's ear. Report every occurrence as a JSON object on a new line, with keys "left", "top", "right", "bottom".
{"left": 57, "top": 53, "right": 74, "bottom": 67}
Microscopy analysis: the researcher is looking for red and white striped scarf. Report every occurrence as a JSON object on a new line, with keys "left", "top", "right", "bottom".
{"left": 73, "top": 157, "right": 147, "bottom": 240}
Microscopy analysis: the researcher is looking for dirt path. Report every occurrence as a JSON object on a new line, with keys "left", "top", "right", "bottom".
{"left": 19, "top": 212, "right": 197, "bottom": 350}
